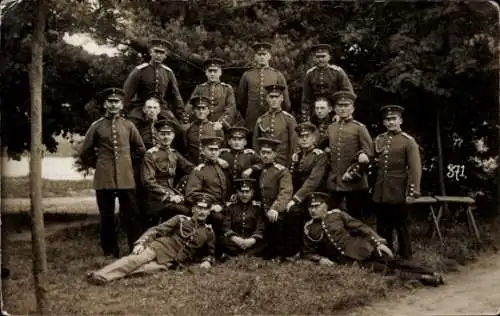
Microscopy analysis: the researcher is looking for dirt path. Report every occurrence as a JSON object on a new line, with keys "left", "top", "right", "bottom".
{"left": 344, "top": 252, "right": 500, "bottom": 316}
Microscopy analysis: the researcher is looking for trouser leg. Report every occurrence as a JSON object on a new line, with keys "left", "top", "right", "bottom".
{"left": 375, "top": 203, "right": 394, "bottom": 251}
{"left": 92, "top": 247, "right": 157, "bottom": 282}
{"left": 286, "top": 204, "right": 308, "bottom": 255}
{"left": 393, "top": 204, "right": 412, "bottom": 259}
{"left": 328, "top": 191, "right": 345, "bottom": 210}
{"left": 345, "top": 190, "right": 367, "bottom": 220}
{"left": 117, "top": 189, "right": 142, "bottom": 253}
{"left": 95, "top": 190, "right": 119, "bottom": 257}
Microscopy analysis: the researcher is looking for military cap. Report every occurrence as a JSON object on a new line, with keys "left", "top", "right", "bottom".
{"left": 190, "top": 96, "right": 211, "bottom": 108}
{"left": 332, "top": 90, "right": 357, "bottom": 105}
{"left": 306, "top": 192, "right": 330, "bottom": 206}
{"left": 203, "top": 57, "right": 225, "bottom": 70}
{"left": 257, "top": 137, "right": 281, "bottom": 150}
{"left": 252, "top": 42, "right": 273, "bottom": 53}
{"left": 264, "top": 84, "right": 286, "bottom": 95}
{"left": 234, "top": 178, "right": 256, "bottom": 191}
{"left": 227, "top": 126, "right": 250, "bottom": 139}
{"left": 380, "top": 105, "right": 405, "bottom": 118}
{"left": 191, "top": 192, "right": 217, "bottom": 208}
{"left": 98, "top": 88, "right": 125, "bottom": 101}
{"left": 154, "top": 119, "right": 179, "bottom": 133}
{"left": 149, "top": 38, "right": 173, "bottom": 51}
{"left": 200, "top": 136, "right": 224, "bottom": 148}
{"left": 295, "top": 122, "right": 317, "bottom": 136}
{"left": 310, "top": 44, "right": 333, "bottom": 55}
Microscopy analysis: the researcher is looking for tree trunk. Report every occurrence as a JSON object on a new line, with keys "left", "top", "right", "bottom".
{"left": 29, "top": 0, "right": 49, "bottom": 313}
{"left": 436, "top": 105, "right": 449, "bottom": 212}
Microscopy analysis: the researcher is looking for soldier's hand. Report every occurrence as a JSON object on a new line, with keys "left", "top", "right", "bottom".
{"left": 213, "top": 121, "right": 223, "bottom": 131}
{"left": 200, "top": 261, "right": 212, "bottom": 269}
{"left": 405, "top": 196, "right": 416, "bottom": 204}
{"left": 286, "top": 200, "right": 296, "bottom": 212}
{"left": 169, "top": 194, "right": 184, "bottom": 204}
{"left": 291, "top": 152, "right": 299, "bottom": 163}
{"left": 244, "top": 238, "right": 257, "bottom": 248}
{"left": 358, "top": 153, "right": 369, "bottom": 164}
{"left": 319, "top": 257, "right": 336, "bottom": 266}
{"left": 242, "top": 168, "right": 253, "bottom": 178}
{"left": 132, "top": 244, "right": 145, "bottom": 255}
{"left": 180, "top": 123, "right": 191, "bottom": 132}
{"left": 217, "top": 158, "right": 229, "bottom": 169}
{"left": 211, "top": 204, "right": 223, "bottom": 213}
{"left": 266, "top": 209, "right": 279, "bottom": 223}
{"left": 231, "top": 236, "right": 246, "bottom": 249}
{"left": 376, "top": 244, "right": 394, "bottom": 259}
{"left": 342, "top": 172, "right": 353, "bottom": 182}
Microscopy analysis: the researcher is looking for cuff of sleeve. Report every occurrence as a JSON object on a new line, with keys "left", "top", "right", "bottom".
{"left": 250, "top": 234, "right": 263, "bottom": 240}
{"left": 161, "top": 193, "right": 170, "bottom": 203}
{"left": 224, "top": 231, "right": 236, "bottom": 238}
{"left": 293, "top": 196, "right": 302, "bottom": 204}
{"left": 370, "top": 236, "right": 386, "bottom": 247}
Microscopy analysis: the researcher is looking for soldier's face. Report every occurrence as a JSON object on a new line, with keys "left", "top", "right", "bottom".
{"left": 228, "top": 137, "right": 247, "bottom": 150}
{"left": 237, "top": 188, "right": 254, "bottom": 203}
{"left": 150, "top": 47, "right": 168, "bottom": 63}
{"left": 143, "top": 99, "right": 161, "bottom": 121}
{"left": 255, "top": 51, "right": 271, "bottom": 66}
{"left": 314, "top": 100, "right": 333, "bottom": 119}
{"left": 203, "top": 146, "right": 221, "bottom": 161}
{"left": 383, "top": 115, "right": 403, "bottom": 132}
{"left": 104, "top": 98, "right": 123, "bottom": 115}
{"left": 194, "top": 106, "right": 210, "bottom": 120}
{"left": 157, "top": 130, "right": 175, "bottom": 147}
{"left": 334, "top": 102, "right": 354, "bottom": 118}
{"left": 192, "top": 205, "right": 211, "bottom": 221}
{"left": 267, "top": 93, "right": 283, "bottom": 110}
{"left": 298, "top": 133, "right": 316, "bottom": 149}
{"left": 315, "top": 53, "right": 331, "bottom": 66}
{"left": 308, "top": 203, "right": 328, "bottom": 219}
{"left": 259, "top": 147, "right": 277, "bottom": 164}
{"left": 205, "top": 67, "right": 222, "bottom": 82}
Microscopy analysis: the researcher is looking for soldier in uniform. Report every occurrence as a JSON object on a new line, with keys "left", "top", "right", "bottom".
{"left": 219, "top": 126, "right": 260, "bottom": 183}
{"left": 301, "top": 44, "right": 353, "bottom": 122}
{"left": 184, "top": 58, "right": 241, "bottom": 130}
{"left": 237, "top": 42, "right": 291, "bottom": 135}
{"left": 372, "top": 105, "right": 422, "bottom": 260}
{"left": 300, "top": 192, "right": 443, "bottom": 286}
{"left": 185, "top": 96, "right": 225, "bottom": 165}
{"left": 310, "top": 94, "right": 335, "bottom": 150}
{"left": 221, "top": 179, "right": 267, "bottom": 257}
{"left": 79, "top": 88, "right": 146, "bottom": 258}
{"left": 141, "top": 119, "right": 194, "bottom": 227}
{"left": 253, "top": 84, "right": 298, "bottom": 167}
{"left": 123, "top": 38, "right": 184, "bottom": 120}
{"left": 326, "top": 90, "right": 373, "bottom": 220}
{"left": 86, "top": 192, "right": 217, "bottom": 285}
{"left": 252, "top": 137, "right": 294, "bottom": 261}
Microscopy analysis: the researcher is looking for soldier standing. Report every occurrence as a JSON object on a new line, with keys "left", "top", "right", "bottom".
{"left": 310, "top": 94, "right": 335, "bottom": 150}
{"left": 372, "top": 105, "right": 422, "bottom": 260}
{"left": 301, "top": 44, "right": 353, "bottom": 122}
{"left": 221, "top": 179, "right": 267, "bottom": 257}
{"left": 123, "top": 39, "right": 184, "bottom": 120}
{"left": 79, "top": 88, "right": 146, "bottom": 258}
{"left": 185, "top": 58, "right": 240, "bottom": 130}
{"left": 185, "top": 96, "right": 225, "bottom": 165}
{"left": 237, "top": 42, "right": 291, "bottom": 135}
{"left": 326, "top": 91, "right": 373, "bottom": 220}
{"left": 141, "top": 120, "right": 194, "bottom": 227}
{"left": 253, "top": 84, "right": 298, "bottom": 167}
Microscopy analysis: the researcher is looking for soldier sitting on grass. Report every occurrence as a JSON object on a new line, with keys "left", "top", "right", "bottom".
{"left": 86, "top": 192, "right": 217, "bottom": 285}
{"left": 300, "top": 192, "right": 444, "bottom": 287}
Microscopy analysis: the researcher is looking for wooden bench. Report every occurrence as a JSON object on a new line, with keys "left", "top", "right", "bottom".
{"left": 406, "top": 196, "right": 442, "bottom": 242}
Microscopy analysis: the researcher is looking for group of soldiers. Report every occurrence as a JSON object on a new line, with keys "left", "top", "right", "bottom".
{"left": 82, "top": 39, "right": 443, "bottom": 286}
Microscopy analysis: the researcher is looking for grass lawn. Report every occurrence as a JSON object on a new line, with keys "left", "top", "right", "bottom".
{"left": 3, "top": 213, "right": 499, "bottom": 315}
{"left": 1, "top": 176, "right": 93, "bottom": 198}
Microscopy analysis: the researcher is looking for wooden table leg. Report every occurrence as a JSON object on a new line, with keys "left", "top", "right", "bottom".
{"left": 466, "top": 205, "right": 481, "bottom": 242}
{"left": 429, "top": 204, "right": 444, "bottom": 243}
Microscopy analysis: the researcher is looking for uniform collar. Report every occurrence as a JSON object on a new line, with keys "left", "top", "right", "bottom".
{"left": 387, "top": 129, "right": 402, "bottom": 135}
{"left": 207, "top": 80, "right": 220, "bottom": 84}
{"left": 338, "top": 116, "right": 353, "bottom": 123}
{"left": 104, "top": 113, "right": 121, "bottom": 120}
{"left": 268, "top": 109, "right": 282, "bottom": 115}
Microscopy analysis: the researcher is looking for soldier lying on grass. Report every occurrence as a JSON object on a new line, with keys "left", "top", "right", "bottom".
{"left": 86, "top": 192, "right": 216, "bottom": 285}
{"left": 300, "top": 192, "right": 444, "bottom": 287}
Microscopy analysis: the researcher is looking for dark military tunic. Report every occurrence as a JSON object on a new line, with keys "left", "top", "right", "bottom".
{"left": 186, "top": 81, "right": 238, "bottom": 127}
{"left": 302, "top": 209, "right": 385, "bottom": 262}
{"left": 79, "top": 115, "right": 146, "bottom": 190}
{"left": 290, "top": 148, "right": 328, "bottom": 203}
{"left": 301, "top": 64, "right": 353, "bottom": 120}
{"left": 142, "top": 146, "right": 194, "bottom": 214}
{"left": 185, "top": 120, "right": 225, "bottom": 165}
{"left": 372, "top": 131, "right": 422, "bottom": 204}
{"left": 128, "top": 110, "right": 179, "bottom": 150}
{"left": 135, "top": 215, "right": 216, "bottom": 265}
{"left": 237, "top": 67, "right": 291, "bottom": 130}
{"left": 184, "top": 162, "right": 231, "bottom": 205}
{"left": 123, "top": 63, "right": 184, "bottom": 115}
{"left": 253, "top": 110, "right": 298, "bottom": 167}
{"left": 326, "top": 118, "right": 374, "bottom": 192}
{"left": 219, "top": 148, "right": 260, "bottom": 182}
{"left": 311, "top": 112, "right": 335, "bottom": 150}
{"left": 258, "top": 163, "right": 293, "bottom": 213}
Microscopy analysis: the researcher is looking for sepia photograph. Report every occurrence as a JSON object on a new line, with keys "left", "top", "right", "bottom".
{"left": 1, "top": 0, "right": 499, "bottom": 315}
